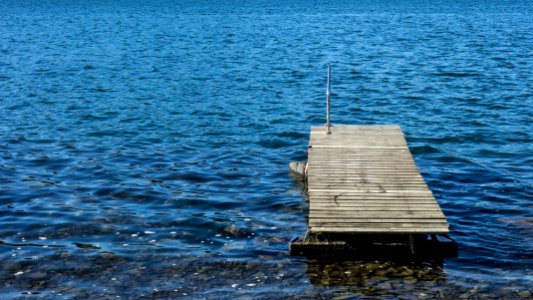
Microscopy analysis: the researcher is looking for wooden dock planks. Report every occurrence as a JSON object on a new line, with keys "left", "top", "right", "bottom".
{"left": 307, "top": 125, "right": 449, "bottom": 234}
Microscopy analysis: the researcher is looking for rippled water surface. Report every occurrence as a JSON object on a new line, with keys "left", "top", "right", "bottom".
{"left": 1, "top": 0, "right": 532, "bottom": 298}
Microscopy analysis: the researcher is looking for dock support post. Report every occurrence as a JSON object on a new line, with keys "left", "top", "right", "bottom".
{"left": 409, "top": 234, "right": 417, "bottom": 255}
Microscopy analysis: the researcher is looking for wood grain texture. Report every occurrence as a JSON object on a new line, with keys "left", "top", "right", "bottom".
{"left": 307, "top": 125, "right": 449, "bottom": 234}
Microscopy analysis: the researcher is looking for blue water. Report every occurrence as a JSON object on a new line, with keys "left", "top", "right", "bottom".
{"left": 1, "top": 0, "right": 532, "bottom": 298}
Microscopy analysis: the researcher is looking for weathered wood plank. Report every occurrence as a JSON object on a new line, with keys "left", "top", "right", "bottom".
{"left": 309, "top": 196, "right": 437, "bottom": 199}
{"left": 309, "top": 223, "right": 449, "bottom": 228}
{"left": 308, "top": 190, "right": 434, "bottom": 194}
{"left": 310, "top": 204, "right": 440, "bottom": 208}
{"left": 310, "top": 212, "right": 446, "bottom": 219}
{"left": 309, "top": 220, "right": 448, "bottom": 225}
{"left": 310, "top": 222, "right": 447, "bottom": 227}
{"left": 307, "top": 169, "right": 423, "bottom": 173}
{"left": 308, "top": 181, "right": 429, "bottom": 185}
{"left": 309, "top": 227, "right": 449, "bottom": 234}
{"left": 309, "top": 223, "right": 449, "bottom": 227}
{"left": 310, "top": 206, "right": 442, "bottom": 211}
{"left": 309, "top": 186, "right": 431, "bottom": 192}
{"left": 308, "top": 182, "right": 429, "bottom": 185}
{"left": 308, "top": 177, "right": 427, "bottom": 182}
{"left": 311, "top": 200, "right": 438, "bottom": 204}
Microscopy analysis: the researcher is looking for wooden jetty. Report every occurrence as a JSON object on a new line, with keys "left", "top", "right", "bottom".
{"left": 290, "top": 125, "right": 457, "bottom": 258}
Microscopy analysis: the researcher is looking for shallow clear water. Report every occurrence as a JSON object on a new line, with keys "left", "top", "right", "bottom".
{"left": 0, "top": 0, "right": 532, "bottom": 298}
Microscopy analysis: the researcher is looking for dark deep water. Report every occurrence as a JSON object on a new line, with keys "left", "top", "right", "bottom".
{"left": 0, "top": 0, "right": 532, "bottom": 298}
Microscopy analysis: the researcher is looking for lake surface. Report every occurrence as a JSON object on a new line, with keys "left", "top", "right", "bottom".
{"left": 1, "top": 0, "right": 532, "bottom": 298}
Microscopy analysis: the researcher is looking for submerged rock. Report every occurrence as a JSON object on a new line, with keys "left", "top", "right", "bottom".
{"left": 518, "top": 290, "right": 532, "bottom": 298}
{"left": 223, "top": 225, "right": 240, "bottom": 236}
{"left": 73, "top": 243, "right": 101, "bottom": 250}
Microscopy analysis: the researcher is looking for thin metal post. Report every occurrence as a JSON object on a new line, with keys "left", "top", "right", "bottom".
{"left": 326, "top": 65, "right": 331, "bottom": 134}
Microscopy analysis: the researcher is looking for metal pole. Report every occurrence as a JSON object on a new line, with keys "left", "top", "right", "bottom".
{"left": 326, "top": 65, "right": 331, "bottom": 134}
